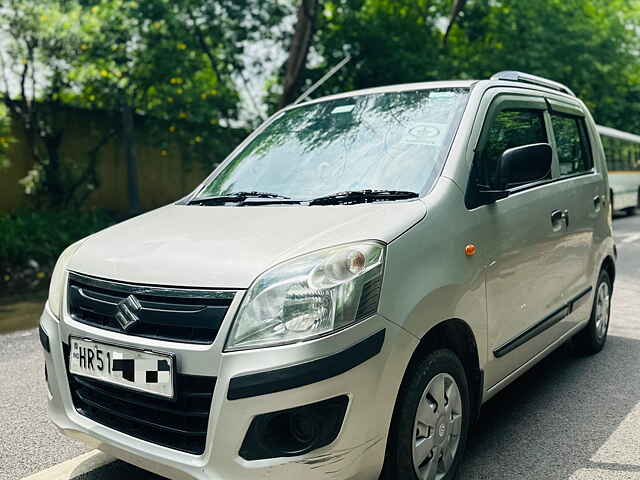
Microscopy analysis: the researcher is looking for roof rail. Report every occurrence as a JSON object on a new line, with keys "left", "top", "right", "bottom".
{"left": 490, "top": 71, "right": 576, "bottom": 97}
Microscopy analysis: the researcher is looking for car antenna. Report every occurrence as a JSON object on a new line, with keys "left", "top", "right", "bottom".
{"left": 292, "top": 55, "right": 352, "bottom": 106}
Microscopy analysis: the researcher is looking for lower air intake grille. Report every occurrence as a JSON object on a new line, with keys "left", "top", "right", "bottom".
{"left": 64, "top": 343, "right": 215, "bottom": 455}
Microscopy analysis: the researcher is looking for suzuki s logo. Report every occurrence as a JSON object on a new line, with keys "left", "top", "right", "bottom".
{"left": 115, "top": 295, "right": 142, "bottom": 331}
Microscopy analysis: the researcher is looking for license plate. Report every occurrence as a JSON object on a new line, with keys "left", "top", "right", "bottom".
{"left": 69, "top": 337, "right": 175, "bottom": 399}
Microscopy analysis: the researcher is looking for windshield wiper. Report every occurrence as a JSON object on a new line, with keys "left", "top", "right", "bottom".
{"left": 189, "top": 191, "right": 299, "bottom": 206}
{"left": 309, "top": 189, "right": 419, "bottom": 206}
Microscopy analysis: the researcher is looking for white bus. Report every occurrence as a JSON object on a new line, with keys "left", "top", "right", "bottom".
{"left": 598, "top": 125, "right": 640, "bottom": 215}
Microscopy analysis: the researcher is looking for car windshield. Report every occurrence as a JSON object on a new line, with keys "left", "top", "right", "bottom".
{"left": 196, "top": 87, "right": 470, "bottom": 201}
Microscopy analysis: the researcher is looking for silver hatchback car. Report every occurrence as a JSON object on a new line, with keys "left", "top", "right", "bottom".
{"left": 41, "top": 71, "right": 615, "bottom": 480}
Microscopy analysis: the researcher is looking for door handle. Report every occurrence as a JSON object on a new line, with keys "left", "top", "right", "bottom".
{"left": 594, "top": 195, "right": 603, "bottom": 212}
{"left": 551, "top": 209, "right": 569, "bottom": 231}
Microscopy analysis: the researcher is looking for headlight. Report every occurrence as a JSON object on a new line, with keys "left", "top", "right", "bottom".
{"left": 226, "top": 242, "right": 385, "bottom": 351}
{"left": 48, "top": 241, "right": 84, "bottom": 320}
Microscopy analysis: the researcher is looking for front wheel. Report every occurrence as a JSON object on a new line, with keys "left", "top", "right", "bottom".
{"left": 382, "top": 349, "right": 470, "bottom": 480}
{"left": 572, "top": 270, "right": 612, "bottom": 355}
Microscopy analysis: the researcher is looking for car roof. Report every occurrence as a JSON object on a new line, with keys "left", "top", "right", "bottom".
{"left": 291, "top": 80, "right": 478, "bottom": 109}
{"left": 289, "top": 76, "right": 581, "bottom": 111}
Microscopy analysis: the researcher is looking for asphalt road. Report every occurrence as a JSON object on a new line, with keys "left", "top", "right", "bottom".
{"left": 2, "top": 214, "right": 640, "bottom": 480}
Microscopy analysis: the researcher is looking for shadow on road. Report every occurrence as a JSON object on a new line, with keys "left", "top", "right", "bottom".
{"left": 71, "top": 460, "right": 164, "bottom": 479}
{"left": 459, "top": 335, "right": 640, "bottom": 479}
{"left": 69, "top": 335, "right": 640, "bottom": 480}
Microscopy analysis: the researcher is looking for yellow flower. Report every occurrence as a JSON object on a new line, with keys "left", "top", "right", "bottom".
{"left": 3, "top": 275, "right": 10, "bottom": 282}
{"left": 179, "top": 112, "right": 188, "bottom": 119}
{"left": 194, "top": 136, "right": 202, "bottom": 143}
{"left": 167, "top": 97, "right": 174, "bottom": 103}
{"left": 160, "top": 150, "right": 168, "bottom": 156}
{"left": 80, "top": 44, "right": 88, "bottom": 51}
{"left": 177, "top": 42, "right": 187, "bottom": 50}
{"left": 36, "top": 272, "right": 46, "bottom": 279}
{"left": 169, "top": 126, "right": 176, "bottom": 132}
{"left": 200, "top": 93, "right": 208, "bottom": 99}
{"left": 100, "top": 70, "right": 109, "bottom": 77}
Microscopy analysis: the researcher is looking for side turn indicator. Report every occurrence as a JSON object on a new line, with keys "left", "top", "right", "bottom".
{"left": 465, "top": 244, "right": 476, "bottom": 257}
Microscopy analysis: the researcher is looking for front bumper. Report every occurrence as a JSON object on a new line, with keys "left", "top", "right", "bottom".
{"left": 41, "top": 299, "right": 418, "bottom": 480}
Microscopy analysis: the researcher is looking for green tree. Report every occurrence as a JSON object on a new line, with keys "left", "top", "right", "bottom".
{"left": 445, "top": 0, "right": 640, "bottom": 130}
{"left": 0, "top": 0, "right": 275, "bottom": 210}
{"left": 68, "top": 0, "right": 237, "bottom": 213}
{"left": 0, "top": 0, "right": 102, "bottom": 205}
{"left": 70, "top": 0, "right": 284, "bottom": 213}
{"left": 298, "top": 0, "right": 640, "bottom": 133}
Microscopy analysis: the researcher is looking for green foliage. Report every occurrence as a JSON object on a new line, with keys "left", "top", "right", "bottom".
{"left": 0, "top": 104, "right": 15, "bottom": 170}
{"left": 67, "top": 0, "right": 285, "bottom": 166}
{"left": 0, "top": 209, "right": 116, "bottom": 269}
{"left": 0, "top": 0, "right": 93, "bottom": 82}
{"left": 300, "top": 0, "right": 640, "bottom": 133}
{"left": 0, "top": 0, "right": 112, "bottom": 205}
{"left": 445, "top": 0, "right": 640, "bottom": 131}
{"left": 315, "top": 0, "right": 452, "bottom": 89}
{"left": 1, "top": 0, "right": 277, "bottom": 208}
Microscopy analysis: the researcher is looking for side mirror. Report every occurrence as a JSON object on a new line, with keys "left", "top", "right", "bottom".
{"left": 496, "top": 143, "right": 553, "bottom": 190}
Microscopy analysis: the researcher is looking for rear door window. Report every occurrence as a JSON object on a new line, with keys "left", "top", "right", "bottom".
{"left": 551, "top": 114, "right": 593, "bottom": 175}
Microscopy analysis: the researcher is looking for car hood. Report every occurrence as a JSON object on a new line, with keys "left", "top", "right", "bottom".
{"left": 69, "top": 202, "right": 426, "bottom": 289}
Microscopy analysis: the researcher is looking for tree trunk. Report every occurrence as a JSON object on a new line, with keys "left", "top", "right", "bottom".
{"left": 278, "top": 0, "right": 319, "bottom": 109}
{"left": 443, "top": 0, "right": 469, "bottom": 45}
{"left": 121, "top": 101, "right": 140, "bottom": 215}
{"left": 42, "top": 133, "right": 64, "bottom": 206}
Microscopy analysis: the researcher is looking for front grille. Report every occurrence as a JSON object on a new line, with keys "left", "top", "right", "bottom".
{"left": 67, "top": 272, "right": 236, "bottom": 344}
{"left": 63, "top": 343, "right": 215, "bottom": 455}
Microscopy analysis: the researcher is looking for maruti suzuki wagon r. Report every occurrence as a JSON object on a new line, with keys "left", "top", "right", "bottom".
{"left": 41, "top": 71, "right": 615, "bottom": 480}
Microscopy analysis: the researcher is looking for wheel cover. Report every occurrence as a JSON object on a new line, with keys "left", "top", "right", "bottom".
{"left": 412, "top": 373, "right": 463, "bottom": 480}
{"left": 594, "top": 281, "right": 611, "bottom": 340}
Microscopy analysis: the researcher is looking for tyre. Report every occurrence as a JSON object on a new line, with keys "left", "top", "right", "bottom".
{"left": 572, "top": 270, "right": 612, "bottom": 355}
{"left": 382, "top": 349, "right": 470, "bottom": 480}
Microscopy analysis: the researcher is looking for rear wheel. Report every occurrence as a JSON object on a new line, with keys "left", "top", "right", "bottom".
{"left": 572, "top": 270, "right": 612, "bottom": 355}
{"left": 382, "top": 349, "right": 470, "bottom": 480}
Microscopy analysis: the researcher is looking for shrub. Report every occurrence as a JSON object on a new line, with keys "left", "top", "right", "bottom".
{"left": 0, "top": 209, "right": 116, "bottom": 294}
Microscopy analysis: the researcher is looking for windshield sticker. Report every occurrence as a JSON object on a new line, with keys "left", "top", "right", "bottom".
{"left": 431, "top": 91, "right": 457, "bottom": 98}
{"left": 398, "top": 123, "right": 448, "bottom": 146}
{"left": 331, "top": 105, "right": 356, "bottom": 114}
